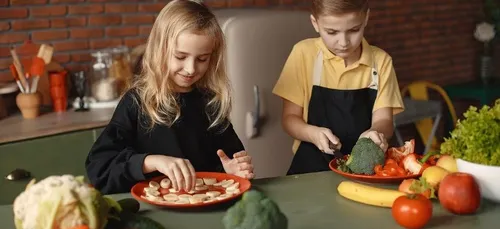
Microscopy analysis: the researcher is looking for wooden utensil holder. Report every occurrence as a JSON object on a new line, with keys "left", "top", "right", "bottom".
{"left": 16, "top": 92, "right": 41, "bottom": 119}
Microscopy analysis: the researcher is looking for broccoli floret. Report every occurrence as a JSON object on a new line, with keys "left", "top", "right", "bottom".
{"left": 346, "top": 137, "right": 385, "bottom": 175}
{"left": 222, "top": 190, "right": 288, "bottom": 229}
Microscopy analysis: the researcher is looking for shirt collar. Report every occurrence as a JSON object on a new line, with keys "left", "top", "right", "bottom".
{"left": 315, "top": 37, "right": 373, "bottom": 67}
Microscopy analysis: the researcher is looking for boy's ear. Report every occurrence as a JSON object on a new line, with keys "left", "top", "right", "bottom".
{"left": 310, "top": 14, "right": 320, "bottom": 33}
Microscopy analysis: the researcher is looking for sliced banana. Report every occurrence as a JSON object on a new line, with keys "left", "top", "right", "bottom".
{"left": 168, "top": 188, "right": 179, "bottom": 193}
{"left": 144, "top": 188, "right": 160, "bottom": 197}
{"left": 195, "top": 185, "right": 208, "bottom": 191}
{"left": 221, "top": 179, "right": 235, "bottom": 188}
{"left": 203, "top": 178, "right": 217, "bottom": 185}
{"left": 160, "top": 178, "right": 171, "bottom": 189}
{"left": 189, "top": 196, "right": 203, "bottom": 204}
{"left": 149, "top": 181, "right": 160, "bottom": 189}
{"left": 226, "top": 182, "right": 240, "bottom": 191}
{"left": 187, "top": 190, "right": 196, "bottom": 194}
{"left": 204, "top": 197, "right": 217, "bottom": 203}
{"left": 195, "top": 178, "right": 204, "bottom": 186}
{"left": 216, "top": 193, "right": 233, "bottom": 200}
{"left": 178, "top": 194, "right": 192, "bottom": 200}
{"left": 226, "top": 188, "right": 240, "bottom": 194}
{"left": 175, "top": 199, "right": 190, "bottom": 204}
{"left": 193, "top": 193, "right": 208, "bottom": 200}
{"left": 206, "top": 191, "right": 221, "bottom": 198}
{"left": 163, "top": 194, "right": 178, "bottom": 202}
{"left": 145, "top": 195, "right": 163, "bottom": 202}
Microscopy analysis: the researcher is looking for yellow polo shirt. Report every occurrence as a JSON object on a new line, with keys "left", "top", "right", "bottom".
{"left": 273, "top": 37, "right": 405, "bottom": 153}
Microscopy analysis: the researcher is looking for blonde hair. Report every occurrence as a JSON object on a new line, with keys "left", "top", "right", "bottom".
{"left": 312, "top": 0, "right": 369, "bottom": 17}
{"left": 131, "top": 0, "right": 231, "bottom": 131}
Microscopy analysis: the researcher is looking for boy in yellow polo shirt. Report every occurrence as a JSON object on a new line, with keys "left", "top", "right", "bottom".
{"left": 273, "top": 0, "right": 404, "bottom": 175}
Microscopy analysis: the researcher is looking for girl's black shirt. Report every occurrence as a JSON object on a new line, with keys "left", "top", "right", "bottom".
{"left": 85, "top": 89, "right": 244, "bottom": 194}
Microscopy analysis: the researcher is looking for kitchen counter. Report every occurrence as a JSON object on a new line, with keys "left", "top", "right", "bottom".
{"left": 1, "top": 171, "right": 498, "bottom": 229}
{"left": 0, "top": 108, "right": 115, "bottom": 145}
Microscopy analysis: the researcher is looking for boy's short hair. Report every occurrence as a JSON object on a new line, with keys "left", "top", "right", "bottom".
{"left": 311, "top": 0, "right": 369, "bottom": 17}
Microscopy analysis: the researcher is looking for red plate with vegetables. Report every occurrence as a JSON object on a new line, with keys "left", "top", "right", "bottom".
{"left": 329, "top": 139, "right": 438, "bottom": 183}
{"left": 131, "top": 172, "right": 251, "bottom": 208}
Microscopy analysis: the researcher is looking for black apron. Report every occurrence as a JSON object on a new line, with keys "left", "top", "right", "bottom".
{"left": 287, "top": 51, "right": 379, "bottom": 175}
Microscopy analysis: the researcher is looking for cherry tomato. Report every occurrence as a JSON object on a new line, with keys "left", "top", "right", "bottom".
{"left": 392, "top": 194, "right": 433, "bottom": 229}
{"left": 374, "top": 164, "right": 384, "bottom": 175}
{"left": 385, "top": 159, "right": 398, "bottom": 166}
{"left": 384, "top": 164, "right": 399, "bottom": 176}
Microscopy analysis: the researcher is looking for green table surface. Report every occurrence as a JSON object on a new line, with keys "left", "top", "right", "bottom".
{"left": 1, "top": 171, "right": 499, "bottom": 229}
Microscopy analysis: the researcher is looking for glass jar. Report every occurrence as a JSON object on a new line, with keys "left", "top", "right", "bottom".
{"left": 90, "top": 50, "right": 118, "bottom": 102}
{"left": 109, "top": 46, "right": 133, "bottom": 95}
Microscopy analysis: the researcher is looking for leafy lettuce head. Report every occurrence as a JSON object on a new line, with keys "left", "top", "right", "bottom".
{"left": 13, "top": 175, "right": 121, "bottom": 229}
{"left": 440, "top": 99, "right": 500, "bottom": 166}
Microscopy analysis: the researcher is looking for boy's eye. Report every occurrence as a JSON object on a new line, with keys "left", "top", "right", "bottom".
{"left": 327, "top": 31, "right": 338, "bottom": 35}
{"left": 350, "top": 29, "right": 360, "bottom": 32}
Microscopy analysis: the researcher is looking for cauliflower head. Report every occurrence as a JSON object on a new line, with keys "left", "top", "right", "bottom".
{"left": 13, "top": 175, "right": 121, "bottom": 229}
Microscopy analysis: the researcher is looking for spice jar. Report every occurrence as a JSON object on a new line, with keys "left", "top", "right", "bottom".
{"left": 90, "top": 50, "right": 118, "bottom": 102}
{"left": 109, "top": 46, "right": 133, "bottom": 95}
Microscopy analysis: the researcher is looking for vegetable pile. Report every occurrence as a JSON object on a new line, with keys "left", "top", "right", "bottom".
{"left": 337, "top": 154, "right": 482, "bottom": 229}
{"left": 336, "top": 138, "right": 438, "bottom": 177}
{"left": 440, "top": 99, "right": 500, "bottom": 166}
{"left": 13, "top": 175, "right": 122, "bottom": 229}
{"left": 222, "top": 190, "right": 288, "bottom": 229}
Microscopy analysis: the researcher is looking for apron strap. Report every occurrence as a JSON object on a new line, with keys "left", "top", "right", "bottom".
{"left": 312, "top": 51, "right": 323, "bottom": 86}
{"left": 368, "top": 53, "right": 379, "bottom": 90}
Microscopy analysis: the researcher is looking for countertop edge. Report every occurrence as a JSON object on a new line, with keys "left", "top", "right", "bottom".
{"left": 0, "top": 121, "right": 109, "bottom": 145}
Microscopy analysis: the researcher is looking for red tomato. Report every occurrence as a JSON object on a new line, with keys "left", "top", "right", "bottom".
{"left": 392, "top": 194, "right": 433, "bottom": 229}
{"left": 374, "top": 164, "right": 384, "bottom": 175}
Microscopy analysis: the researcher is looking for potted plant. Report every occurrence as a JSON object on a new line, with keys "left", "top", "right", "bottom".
{"left": 439, "top": 99, "right": 500, "bottom": 203}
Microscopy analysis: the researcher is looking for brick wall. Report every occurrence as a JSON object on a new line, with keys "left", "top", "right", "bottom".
{"left": 0, "top": 0, "right": 494, "bottom": 87}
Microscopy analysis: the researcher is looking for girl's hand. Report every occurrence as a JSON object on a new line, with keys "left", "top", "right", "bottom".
{"left": 308, "top": 126, "right": 342, "bottom": 154}
{"left": 217, "top": 150, "right": 255, "bottom": 179}
{"left": 143, "top": 155, "right": 196, "bottom": 192}
{"left": 360, "top": 130, "right": 388, "bottom": 152}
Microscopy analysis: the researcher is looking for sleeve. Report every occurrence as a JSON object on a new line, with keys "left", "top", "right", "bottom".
{"left": 272, "top": 44, "right": 307, "bottom": 107}
{"left": 85, "top": 91, "right": 149, "bottom": 194}
{"left": 373, "top": 55, "right": 405, "bottom": 115}
{"left": 213, "top": 122, "right": 245, "bottom": 172}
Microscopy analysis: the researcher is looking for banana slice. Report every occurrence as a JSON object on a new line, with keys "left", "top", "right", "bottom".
{"left": 206, "top": 191, "right": 221, "bottom": 198}
{"left": 221, "top": 179, "right": 235, "bottom": 188}
{"left": 149, "top": 181, "right": 160, "bottom": 189}
{"left": 204, "top": 197, "right": 217, "bottom": 203}
{"left": 226, "top": 188, "right": 240, "bottom": 194}
{"left": 189, "top": 196, "right": 204, "bottom": 204}
{"left": 178, "top": 194, "right": 192, "bottom": 200}
{"left": 168, "top": 188, "right": 179, "bottom": 193}
{"left": 195, "top": 185, "right": 208, "bottom": 191}
{"left": 163, "top": 193, "right": 178, "bottom": 201}
{"left": 144, "top": 188, "right": 160, "bottom": 197}
{"left": 216, "top": 193, "right": 233, "bottom": 200}
{"left": 160, "top": 178, "right": 171, "bottom": 189}
{"left": 193, "top": 193, "right": 208, "bottom": 200}
{"left": 175, "top": 199, "right": 190, "bottom": 204}
{"left": 203, "top": 178, "right": 217, "bottom": 185}
{"left": 195, "top": 178, "right": 204, "bottom": 186}
{"left": 226, "top": 182, "right": 239, "bottom": 191}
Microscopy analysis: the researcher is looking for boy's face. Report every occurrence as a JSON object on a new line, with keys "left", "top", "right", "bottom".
{"left": 169, "top": 30, "right": 214, "bottom": 92}
{"left": 311, "top": 11, "right": 369, "bottom": 60}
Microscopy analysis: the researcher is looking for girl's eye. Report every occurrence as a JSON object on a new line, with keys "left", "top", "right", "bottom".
{"left": 327, "top": 31, "right": 338, "bottom": 35}
{"left": 175, "top": 56, "right": 186, "bottom": 60}
{"left": 197, "top": 58, "right": 208, "bottom": 62}
{"left": 350, "top": 29, "right": 360, "bottom": 33}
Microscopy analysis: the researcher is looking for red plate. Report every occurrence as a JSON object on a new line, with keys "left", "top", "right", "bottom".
{"left": 131, "top": 172, "right": 251, "bottom": 208}
{"left": 329, "top": 159, "right": 421, "bottom": 184}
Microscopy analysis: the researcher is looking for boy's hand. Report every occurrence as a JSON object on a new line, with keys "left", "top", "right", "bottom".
{"left": 308, "top": 126, "right": 342, "bottom": 154}
{"left": 359, "top": 130, "right": 388, "bottom": 152}
{"left": 217, "top": 150, "right": 255, "bottom": 179}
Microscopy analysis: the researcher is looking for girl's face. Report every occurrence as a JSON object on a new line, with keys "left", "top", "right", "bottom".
{"left": 169, "top": 30, "right": 214, "bottom": 92}
{"left": 311, "top": 11, "right": 368, "bottom": 60}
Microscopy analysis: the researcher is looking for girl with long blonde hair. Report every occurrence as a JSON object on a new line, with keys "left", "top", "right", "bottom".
{"left": 86, "top": 0, "right": 254, "bottom": 194}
